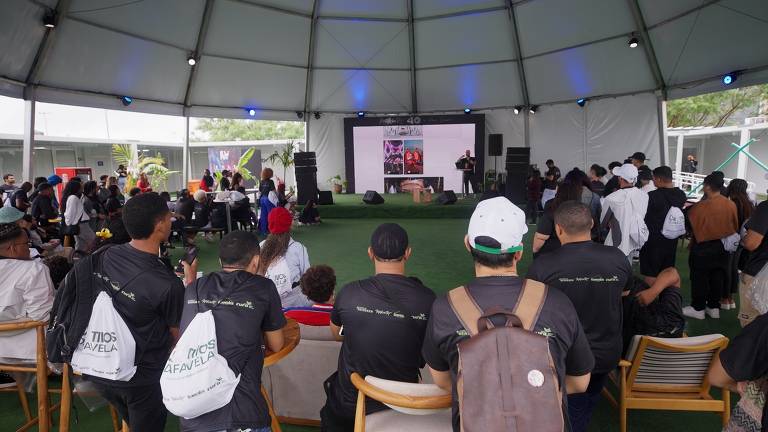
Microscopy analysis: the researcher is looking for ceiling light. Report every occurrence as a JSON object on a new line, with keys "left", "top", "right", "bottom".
{"left": 120, "top": 96, "right": 133, "bottom": 106}
{"left": 357, "top": 111, "right": 365, "bottom": 118}
{"left": 576, "top": 98, "right": 586, "bottom": 107}
{"left": 314, "top": 112, "right": 321, "bottom": 120}
{"left": 43, "top": 10, "right": 57, "bottom": 28}
{"left": 529, "top": 105, "right": 538, "bottom": 115}
{"left": 628, "top": 37, "right": 639, "bottom": 48}
{"left": 513, "top": 106, "right": 522, "bottom": 115}
{"left": 722, "top": 72, "right": 737, "bottom": 86}
{"left": 187, "top": 56, "right": 197, "bottom": 66}
{"left": 296, "top": 111, "right": 304, "bottom": 120}
{"left": 247, "top": 109, "right": 256, "bottom": 116}
{"left": 464, "top": 108, "right": 471, "bottom": 114}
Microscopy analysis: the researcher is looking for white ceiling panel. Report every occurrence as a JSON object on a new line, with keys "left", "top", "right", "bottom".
{"left": 314, "top": 20, "right": 409, "bottom": 69}
{"left": 191, "top": 56, "right": 306, "bottom": 110}
{"left": 638, "top": 0, "right": 705, "bottom": 27}
{"left": 239, "top": 0, "right": 314, "bottom": 14}
{"left": 38, "top": 19, "right": 189, "bottom": 103}
{"left": 415, "top": 10, "right": 515, "bottom": 68}
{"left": 204, "top": 0, "right": 310, "bottom": 66}
{"left": 516, "top": 0, "right": 635, "bottom": 57}
{"left": 67, "top": 0, "right": 204, "bottom": 50}
{"left": 719, "top": 0, "right": 768, "bottom": 23}
{"left": 413, "top": 0, "right": 506, "bottom": 18}
{"left": 651, "top": 5, "right": 768, "bottom": 86}
{"left": 525, "top": 38, "right": 655, "bottom": 104}
{"left": 416, "top": 62, "right": 522, "bottom": 111}
{"left": 319, "top": 0, "right": 407, "bottom": 18}
{"left": 311, "top": 69, "right": 411, "bottom": 112}
{"left": 0, "top": 0, "right": 48, "bottom": 81}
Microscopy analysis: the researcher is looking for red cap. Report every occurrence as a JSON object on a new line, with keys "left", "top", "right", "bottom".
{"left": 268, "top": 207, "right": 293, "bottom": 234}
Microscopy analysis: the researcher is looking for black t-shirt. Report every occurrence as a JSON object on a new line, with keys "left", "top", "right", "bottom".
{"left": 720, "top": 313, "right": 768, "bottom": 427}
{"left": 85, "top": 244, "right": 185, "bottom": 387}
{"left": 603, "top": 176, "right": 620, "bottom": 197}
{"left": 10, "top": 189, "right": 28, "bottom": 209}
{"left": 645, "top": 187, "right": 687, "bottom": 239}
{"left": 202, "top": 174, "right": 214, "bottom": 188}
{"left": 32, "top": 195, "right": 57, "bottom": 225}
{"left": 258, "top": 179, "right": 275, "bottom": 197}
{"left": 104, "top": 197, "right": 122, "bottom": 215}
{"left": 621, "top": 277, "right": 684, "bottom": 354}
{"left": 179, "top": 271, "right": 286, "bottom": 431}
{"left": 744, "top": 201, "right": 768, "bottom": 276}
{"left": 421, "top": 276, "right": 594, "bottom": 432}
{"left": 534, "top": 202, "right": 561, "bottom": 257}
{"left": 527, "top": 241, "right": 630, "bottom": 374}
{"left": 328, "top": 274, "right": 436, "bottom": 418}
{"left": 175, "top": 197, "right": 195, "bottom": 222}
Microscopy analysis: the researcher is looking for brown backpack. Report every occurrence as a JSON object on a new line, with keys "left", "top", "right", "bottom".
{"left": 447, "top": 280, "right": 564, "bottom": 432}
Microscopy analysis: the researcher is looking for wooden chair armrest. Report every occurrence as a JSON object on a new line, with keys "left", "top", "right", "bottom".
{"left": 619, "top": 359, "right": 632, "bottom": 368}
{"left": 350, "top": 373, "right": 452, "bottom": 409}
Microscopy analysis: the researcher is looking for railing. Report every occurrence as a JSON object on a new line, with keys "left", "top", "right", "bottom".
{"left": 673, "top": 171, "right": 756, "bottom": 201}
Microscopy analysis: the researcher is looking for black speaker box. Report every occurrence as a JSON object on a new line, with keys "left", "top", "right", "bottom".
{"left": 488, "top": 134, "right": 503, "bottom": 156}
{"left": 504, "top": 147, "right": 531, "bottom": 205}
{"left": 362, "top": 190, "right": 384, "bottom": 205}
{"left": 296, "top": 166, "right": 318, "bottom": 205}
{"left": 437, "top": 190, "right": 457, "bottom": 205}
{"left": 318, "top": 190, "right": 333, "bottom": 205}
{"left": 505, "top": 147, "right": 531, "bottom": 171}
{"left": 294, "top": 151, "right": 317, "bottom": 167}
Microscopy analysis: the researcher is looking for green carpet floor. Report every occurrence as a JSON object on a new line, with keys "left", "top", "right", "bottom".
{"left": 0, "top": 218, "right": 741, "bottom": 432}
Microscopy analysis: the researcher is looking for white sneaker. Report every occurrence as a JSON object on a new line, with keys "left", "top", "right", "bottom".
{"left": 682, "top": 306, "right": 705, "bottom": 320}
{"left": 706, "top": 307, "right": 720, "bottom": 319}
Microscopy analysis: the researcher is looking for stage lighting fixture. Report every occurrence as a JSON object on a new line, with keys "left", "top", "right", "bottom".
{"left": 464, "top": 108, "right": 471, "bottom": 114}
{"left": 576, "top": 98, "right": 586, "bottom": 107}
{"left": 247, "top": 109, "right": 256, "bottom": 117}
{"left": 314, "top": 112, "right": 321, "bottom": 120}
{"left": 120, "top": 96, "right": 133, "bottom": 106}
{"left": 357, "top": 111, "right": 365, "bottom": 118}
{"left": 513, "top": 106, "right": 522, "bottom": 115}
{"left": 296, "top": 111, "right": 304, "bottom": 120}
{"left": 529, "top": 105, "right": 538, "bottom": 115}
{"left": 628, "top": 37, "right": 639, "bottom": 48}
{"left": 43, "top": 10, "right": 57, "bottom": 28}
{"left": 722, "top": 72, "right": 737, "bottom": 86}
{"left": 187, "top": 56, "right": 196, "bottom": 66}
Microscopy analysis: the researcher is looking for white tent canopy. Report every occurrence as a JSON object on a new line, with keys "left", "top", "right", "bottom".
{"left": 2, "top": 0, "right": 768, "bottom": 119}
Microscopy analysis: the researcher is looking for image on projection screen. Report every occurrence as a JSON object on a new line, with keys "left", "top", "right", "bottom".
{"left": 353, "top": 123, "right": 475, "bottom": 193}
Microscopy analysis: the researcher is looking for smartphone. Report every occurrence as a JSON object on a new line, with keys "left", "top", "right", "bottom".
{"left": 175, "top": 246, "right": 198, "bottom": 273}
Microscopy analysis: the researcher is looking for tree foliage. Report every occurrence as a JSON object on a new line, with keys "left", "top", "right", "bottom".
{"left": 667, "top": 84, "right": 768, "bottom": 128}
{"left": 193, "top": 119, "right": 305, "bottom": 141}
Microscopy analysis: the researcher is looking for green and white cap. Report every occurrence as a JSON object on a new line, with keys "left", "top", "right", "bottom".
{"left": 467, "top": 196, "right": 527, "bottom": 254}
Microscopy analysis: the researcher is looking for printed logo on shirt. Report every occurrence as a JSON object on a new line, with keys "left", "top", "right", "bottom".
{"left": 353, "top": 305, "right": 427, "bottom": 321}
{"left": 186, "top": 298, "right": 255, "bottom": 310}
{"left": 536, "top": 327, "right": 555, "bottom": 338}
{"left": 557, "top": 275, "right": 620, "bottom": 284}
{"left": 94, "top": 272, "right": 136, "bottom": 302}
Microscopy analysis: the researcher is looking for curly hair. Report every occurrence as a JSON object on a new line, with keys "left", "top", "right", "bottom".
{"left": 300, "top": 265, "right": 336, "bottom": 304}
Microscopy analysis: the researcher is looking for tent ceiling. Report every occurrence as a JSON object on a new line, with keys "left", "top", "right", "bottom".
{"left": 0, "top": 0, "right": 767, "bottom": 118}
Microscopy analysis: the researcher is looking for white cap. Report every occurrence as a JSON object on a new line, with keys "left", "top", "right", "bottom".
{"left": 467, "top": 197, "right": 528, "bottom": 254}
{"left": 612, "top": 163, "right": 638, "bottom": 183}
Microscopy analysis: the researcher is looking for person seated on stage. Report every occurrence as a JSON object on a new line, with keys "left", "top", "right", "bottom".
{"left": 284, "top": 265, "right": 336, "bottom": 326}
{"left": 258, "top": 208, "right": 311, "bottom": 308}
{"left": 178, "top": 231, "right": 285, "bottom": 432}
{"left": 0, "top": 223, "right": 55, "bottom": 364}
{"left": 321, "top": 223, "right": 436, "bottom": 430}
{"left": 43, "top": 255, "right": 72, "bottom": 290}
{"left": 622, "top": 267, "right": 685, "bottom": 354}
{"left": 298, "top": 199, "right": 321, "bottom": 225}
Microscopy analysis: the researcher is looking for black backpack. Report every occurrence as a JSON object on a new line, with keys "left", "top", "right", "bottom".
{"left": 46, "top": 246, "right": 110, "bottom": 363}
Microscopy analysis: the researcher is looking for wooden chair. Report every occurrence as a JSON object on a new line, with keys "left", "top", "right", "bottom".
{"left": 350, "top": 372, "right": 452, "bottom": 432}
{"left": 609, "top": 334, "right": 730, "bottom": 432}
{"left": 0, "top": 321, "right": 63, "bottom": 432}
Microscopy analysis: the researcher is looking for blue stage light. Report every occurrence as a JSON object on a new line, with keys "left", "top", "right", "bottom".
{"left": 357, "top": 111, "right": 365, "bottom": 118}
{"left": 464, "top": 108, "right": 471, "bottom": 114}
{"left": 248, "top": 109, "right": 256, "bottom": 116}
{"left": 120, "top": 96, "right": 132, "bottom": 106}
{"left": 722, "top": 74, "right": 734, "bottom": 85}
{"left": 576, "top": 98, "right": 586, "bottom": 107}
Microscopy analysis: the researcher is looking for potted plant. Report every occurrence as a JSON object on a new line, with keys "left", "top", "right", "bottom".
{"left": 328, "top": 175, "right": 343, "bottom": 193}
{"left": 342, "top": 179, "right": 349, "bottom": 194}
{"left": 264, "top": 141, "right": 297, "bottom": 188}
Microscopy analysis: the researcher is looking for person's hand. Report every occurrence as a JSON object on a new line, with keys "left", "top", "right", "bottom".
{"left": 635, "top": 290, "right": 657, "bottom": 307}
{"left": 736, "top": 381, "right": 748, "bottom": 395}
{"left": 182, "top": 258, "right": 199, "bottom": 286}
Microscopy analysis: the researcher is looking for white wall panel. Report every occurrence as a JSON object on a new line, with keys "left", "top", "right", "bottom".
{"left": 516, "top": 0, "right": 634, "bottom": 57}
{"left": 413, "top": 0, "right": 505, "bottom": 18}
{"left": 191, "top": 56, "right": 306, "bottom": 110}
{"left": 314, "top": 20, "right": 409, "bottom": 69}
{"left": 637, "top": 0, "right": 703, "bottom": 27}
{"left": 525, "top": 38, "right": 655, "bottom": 104}
{"left": 309, "top": 113, "right": 347, "bottom": 190}
{"left": 311, "top": 69, "right": 411, "bottom": 112}
{"left": 239, "top": 0, "right": 314, "bottom": 14}
{"left": 319, "top": 0, "right": 407, "bottom": 18}
{"left": 68, "top": 0, "right": 203, "bottom": 50}
{"left": 205, "top": 0, "right": 310, "bottom": 66}
{"left": 0, "top": 0, "right": 48, "bottom": 81}
{"left": 39, "top": 19, "right": 189, "bottom": 103}
{"left": 417, "top": 62, "right": 522, "bottom": 111}
{"left": 484, "top": 109, "right": 525, "bottom": 172}
{"left": 529, "top": 104, "right": 586, "bottom": 172}
{"left": 415, "top": 10, "right": 515, "bottom": 68}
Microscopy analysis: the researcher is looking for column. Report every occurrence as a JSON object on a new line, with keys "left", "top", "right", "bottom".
{"left": 675, "top": 134, "right": 684, "bottom": 188}
{"left": 657, "top": 98, "right": 669, "bottom": 165}
{"left": 183, "top": 116, "right": 190, "bottom": 188}
{"left": 737, "top": 128, "right": 749, "bottom": 179}
{"left": 22, "top": 99, "right": 35, "bottom": 181}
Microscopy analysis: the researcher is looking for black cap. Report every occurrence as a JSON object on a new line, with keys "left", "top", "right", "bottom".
{"left": 629, "top": 152, "right": 646, "bottom": 162}
{"left": 370, "top": 223, "right": 409, "bottom": 260}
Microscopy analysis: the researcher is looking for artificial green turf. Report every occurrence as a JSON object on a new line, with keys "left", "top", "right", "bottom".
{"left": 0, "top": 219, "right": 741, "bottom": 431}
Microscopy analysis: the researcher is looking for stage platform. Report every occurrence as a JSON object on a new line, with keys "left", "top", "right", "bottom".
{"left": 315, "top": 193, "right": 479, "bottom": 219}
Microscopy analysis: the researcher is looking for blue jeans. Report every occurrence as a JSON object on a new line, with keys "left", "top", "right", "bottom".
{"left": 567, "top": 373, "right": 608, "bottom": 432}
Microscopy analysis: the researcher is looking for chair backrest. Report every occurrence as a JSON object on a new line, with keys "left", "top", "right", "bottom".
{"left": 0, "top": 320, "right": 47, "bottom": 365}
{"left": 625, "top": 334, "right": 728, "bottom": 394}
{"left": 298, "top": 323, "right": 337, "bottom": 341}
{"left": 350, "top": 373, "right": 451, "bottom": 416}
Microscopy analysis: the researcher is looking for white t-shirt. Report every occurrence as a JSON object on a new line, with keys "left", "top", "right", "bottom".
{"left": 601, "top": 186, "right": 649, "bottom": 256}
{"left": 0, "top": 259, "right": 54, "bottom": 361}
{"left": 259, "top": 238, "right": 312, "bottom": 307}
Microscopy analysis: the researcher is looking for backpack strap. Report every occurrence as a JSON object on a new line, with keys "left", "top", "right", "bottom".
{"left": 447, "top": 286, "right": 483, "bottom": 337}
{"left": 512, "top": 279, "right": 548, "bottom": 331}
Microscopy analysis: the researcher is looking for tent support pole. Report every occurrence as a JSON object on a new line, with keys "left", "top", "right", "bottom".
{"left": 506, "top": 1, "right": 530, "bottom": 152}
{"left": 183, "top": 0, "right": 215, "bottom": 110}
{"left": 23, "top": 99, "right": 35, "bottom": 182}
{"left": 407, "top": 0, "right": 418, "bottom": 113}
{"left": 303, "top": 0, "right": 320, "bottom": 152}
{"left": 25, "top": 0, "right": 72, "bottom": 90}
{"left": 658, "top": 98, "right": 669, "bottom": 165}
{"left": 183, "top": 116, "right": 190, "bottom": 187}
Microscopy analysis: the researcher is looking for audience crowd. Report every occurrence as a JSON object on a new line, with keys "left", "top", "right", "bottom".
{"left": 0, "top": 151, "right": 766, "bottom": 432}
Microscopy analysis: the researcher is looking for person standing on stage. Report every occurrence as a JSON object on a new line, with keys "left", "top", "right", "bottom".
{"left": 457, "top": 149, "right": 477, "bottom": 198}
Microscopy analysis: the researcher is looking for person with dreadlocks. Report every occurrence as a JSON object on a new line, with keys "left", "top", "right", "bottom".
{"left": 258, "top": 207, "right": 311, "bottom": 308}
